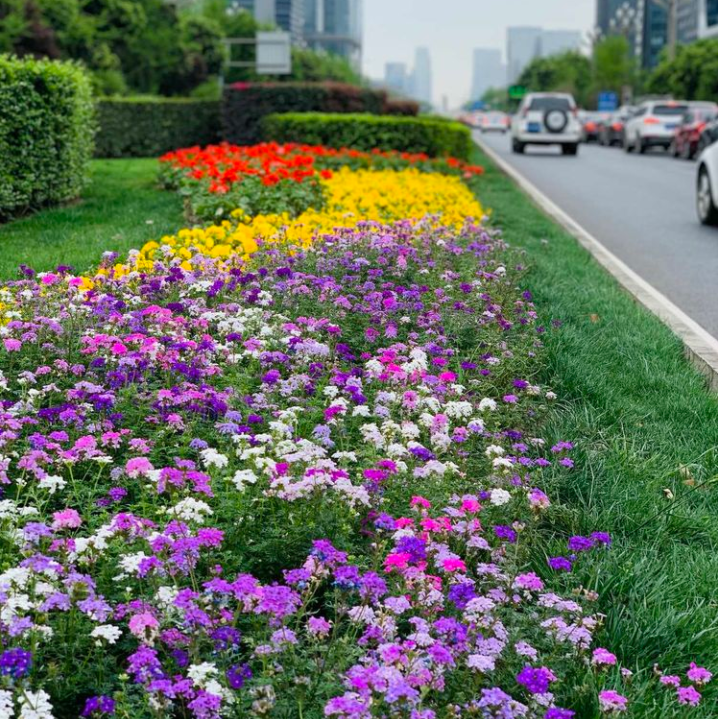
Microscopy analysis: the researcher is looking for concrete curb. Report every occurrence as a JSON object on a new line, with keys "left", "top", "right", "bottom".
{"left": 476, "top": 136, "right": 718, "bottom": 392}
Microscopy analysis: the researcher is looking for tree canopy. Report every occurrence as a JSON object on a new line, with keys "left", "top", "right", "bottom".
{"left": 0, "top": 0, "right": 362, "bottom": 96}
{"left": 647, "top": 38, "right": 718, "bottom": 101}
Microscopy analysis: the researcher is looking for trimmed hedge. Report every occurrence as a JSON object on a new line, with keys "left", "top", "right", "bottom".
{"left": 95, "top": 98, "right": 221, "bottom": 158}
{"left": 222, "top": 82, "right": 412, "bottom": 144}
{"left": 0, "top": 55, "right": 95, "bottom": 220}
{"left": 262, "top": 112, "right": 473, "bottom": 159}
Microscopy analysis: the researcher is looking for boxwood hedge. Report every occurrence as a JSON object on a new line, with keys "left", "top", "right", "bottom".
{"left": 0, "top": 55, "right": 95, "bottom": 220}
{"left": 222, "top": 82, "right": 409, "bottom": 145}
{"left": 262, "top": 112, "right": 473, "bottom": 159}
{"left": 95, "top": 98, "right": 221, "bottom": 158}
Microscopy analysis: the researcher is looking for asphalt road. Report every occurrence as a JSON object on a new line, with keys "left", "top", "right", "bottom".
{"left": 477, "top": 130, "right": 718, "bottom": 339}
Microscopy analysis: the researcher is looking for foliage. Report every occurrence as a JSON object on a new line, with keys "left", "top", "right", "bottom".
{"left": 222, "top": 83, "right": 392, "bottom": 145}
{"left": 593, "top": 36, "right": 635, "bottom": 98}
{"left": 0, "top": 0, "right": 227, "bottom": 96}
{"left": 0, "top": 54, "right": 95, "bottom": 219}
{"left": 262, "top": 112, "right": 473, "bottom": 159}
{"left": 94, "top": 98, "right": 221, "bottom": 158}
{"left": 479, "top": 86, "right": 511, "bottom": 112}
{"left": 517, "top": 50, "right": 593, "bottom": 108}
{"left": 647, "top": 38, "right": 718, "bottom": 101}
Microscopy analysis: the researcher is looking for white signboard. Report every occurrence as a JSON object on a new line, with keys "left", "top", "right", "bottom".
{"left": 256, "top": 31, "right": 292, "bottom": 75}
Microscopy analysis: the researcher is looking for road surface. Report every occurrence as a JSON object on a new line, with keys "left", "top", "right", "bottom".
{"left": 477, "top": 131, "right": 718, "bottom": 339}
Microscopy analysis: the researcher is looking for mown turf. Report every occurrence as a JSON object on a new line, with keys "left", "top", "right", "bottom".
{"left": 0, "top": 159, "right": 183, "bottom": 279}
{"left": 471, "top": 146, "right": 718, "bottom": 715}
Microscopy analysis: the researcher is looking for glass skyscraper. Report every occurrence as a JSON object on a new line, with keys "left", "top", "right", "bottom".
{"left": 303, "top": 0, "right": 362, "bottom": 67}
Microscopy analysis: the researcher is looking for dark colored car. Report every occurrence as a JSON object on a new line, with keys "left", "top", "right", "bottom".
{"left": 580, "top": 112, "right": 606, "bottom": 143}
{"left": 598, "top": 107, "right": 634, "bottom": 147}
{"left": 698, "top": 118, "right": 718, "bottom": 156}
{"left": 672, "top": 104, "right": 718, "bottom": 160}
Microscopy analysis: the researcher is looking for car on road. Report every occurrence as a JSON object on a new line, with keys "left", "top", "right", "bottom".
{"left": 623, "top": 100, "right": 688, "bottom": 154}
{"left": 671, "top": 103, "right": 718, "bottom": 160}
{"left": 511, "top": 93, "right": 581, "bottom": 155}
{"left": 580, "top": 112, "right": 608, "bottom": 143}
{"left": 697, "top": 118, "right": 718, "bottom": 156}
{"left": 479, "top": 111, "right": 509, "bottom": 133}
{"left": 696, "top": 140, "right": 718, "bottom": 225}
{"left": 598, "top": 106, "right": 634, "bottom": 147}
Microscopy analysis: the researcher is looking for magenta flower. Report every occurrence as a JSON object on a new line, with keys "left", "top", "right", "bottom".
{"left": 687, "top": 661, "right": 712, "bottom": 685}
{"left": 677, "top": 686, "right": 702, "bottom": 706}
{"left": 598, "top": 690, "right": 628, "bottom": 713}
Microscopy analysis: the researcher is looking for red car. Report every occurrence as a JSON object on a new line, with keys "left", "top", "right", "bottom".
{"left": 672, "top": 104, "right": 718, "bottom": 160}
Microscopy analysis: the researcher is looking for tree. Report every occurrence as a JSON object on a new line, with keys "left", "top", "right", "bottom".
{"left": 592, "top": 36, "right": 634, "bottom": 99}
{"left": 647, "top": 38, "right": 718, "bottom": 101}
{"left": 517, "top": 51, "right": 592, "bottom": 107}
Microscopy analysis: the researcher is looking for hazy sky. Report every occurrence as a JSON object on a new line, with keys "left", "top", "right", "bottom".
{"left": 362, "top": 0, "right": 595, "bottom": 107}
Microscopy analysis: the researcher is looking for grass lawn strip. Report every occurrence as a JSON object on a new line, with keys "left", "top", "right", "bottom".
{"left": 0, "top": 160, "right": 183, "bottom": 279}
{"left": 471, "top": 146, "right": 718, "bottom": 716}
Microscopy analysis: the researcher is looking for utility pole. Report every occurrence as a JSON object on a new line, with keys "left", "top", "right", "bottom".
{"left": 653, "top": 0, "right": 679, "bottom": 60}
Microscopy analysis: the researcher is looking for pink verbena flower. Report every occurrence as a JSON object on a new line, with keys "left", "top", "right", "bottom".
{"left": 52, "top": 509, "right": 82, "bottom": 530}
{"left": 598, "top": 690, "right": 628, "bottom": 713}
{"left": 592, "top": 648, "right": 617, "bottom": 667}
{"left": 687, "top": 662, "right": 712, "bottom": 685}
{"left": 677, "top": 686, "right": 701, "bottom": 706}
{"left": 660, "top": 675, "right": 681, "bottom": 687}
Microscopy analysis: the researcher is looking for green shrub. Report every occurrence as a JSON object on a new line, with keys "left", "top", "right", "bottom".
{"left": 385, "top": 98, "right": 421, "bottom": 116}
{"left": 262, "top": 112, "right": 473, "bottom": 159}
{"left": 222, "top": 82, "right": 397, "bottom": 144}
{"left": 95, "top": 98, "right": 221, "bottom": 158}
{"left": 0, "top": 55, "right": 95, "bottom": 220}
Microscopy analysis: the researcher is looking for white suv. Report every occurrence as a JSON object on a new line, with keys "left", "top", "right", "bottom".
{"left": 511, "top": 93, "right": 582, "bottom": 155}
{"left": 623, "top": 100, "right": 688, "bottom": 154}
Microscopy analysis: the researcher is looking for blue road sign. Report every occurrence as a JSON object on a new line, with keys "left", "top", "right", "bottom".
{"left": 597, "top": 92, "right": 618, "bottom": 112}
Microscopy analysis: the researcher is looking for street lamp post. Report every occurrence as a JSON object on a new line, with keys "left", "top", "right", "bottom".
{"left": 652, "top": 0, "right": 679, "bottom": 59}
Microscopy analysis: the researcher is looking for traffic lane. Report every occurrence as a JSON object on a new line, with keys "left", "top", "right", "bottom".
{"left": 477, "top": 131, "right": 718, "bottom": 339}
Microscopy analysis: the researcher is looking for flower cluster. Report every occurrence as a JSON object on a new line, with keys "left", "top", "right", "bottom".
{"left": 159, "top": 143, "right": 484, "bottom": 223}
{"left": 0, "top": 143, "right": 709, "bottom": 718}
{"left": 99, "top": 167, "right": 484, "bottom": 279}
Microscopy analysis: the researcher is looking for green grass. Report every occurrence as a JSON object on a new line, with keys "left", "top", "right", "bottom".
{"left": 0, "top": 159, "right": 183, "bottom": 279}
{"left": 472, "top": 148, "right": 718, "bottom": 714}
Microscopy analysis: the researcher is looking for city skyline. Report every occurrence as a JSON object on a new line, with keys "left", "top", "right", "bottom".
{"left": 363, "top": 0, "right": 594, "bottom": 106}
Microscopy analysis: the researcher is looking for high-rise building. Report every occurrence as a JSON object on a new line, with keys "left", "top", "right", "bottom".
{"left": 231, "top": 0, "right": 304, "bottom": 44}
{"left": 384, "top": 62, "right": 408, "bottom": 95}
{"left": 540, "top": 29, "right": 583, "bottom": 56}
{"left": 303, "top": 0, "right": 363, "bottom": 67}
{"left": 411, "top": 47, "right": 432, "bottom": 106}
{"left": 677, "top": 0, "right": 699, "bottom": 43}
{"left": 698, "top": 0, "right": 718, "bottom": 36}
{"left": 506, "top": 26, "right": 542, "bottom": 84}
{"left": 470, "top": 48, "right": 505, "bottom": 100}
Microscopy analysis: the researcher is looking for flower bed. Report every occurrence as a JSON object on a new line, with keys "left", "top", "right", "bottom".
{"left": 0, "top": 144, "right": 711, "bottom": 718}
{"left": 158, "top": 142, "right": 484, "bottom": 222}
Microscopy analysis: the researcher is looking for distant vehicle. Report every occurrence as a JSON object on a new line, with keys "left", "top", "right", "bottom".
{"left": 598, "top": 106, "right": 635, "bottom": 147}
{"left": 511, "top": 93, "right": 581, "bottom": 155}
{"left": 697, "top": 117, "right": 718, "bottom": 156}
{"left": 696, "top": 141, "right": 718, "bottom": 224}
{"left": 479, "top": 111, "right": 510, "bottom": 133}
{"left": 458, "top": 111, "right": 484, "bottom": 129}
{"left": 623, "top": 100, "right": 689, "bottom": 154}
{"left": 580, "top": 112, "right": 607, "bottom": 143}
{"left": 672, "top": 103, "right": 718, "bottom": 160}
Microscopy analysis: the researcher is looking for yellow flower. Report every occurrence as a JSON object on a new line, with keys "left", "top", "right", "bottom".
{"left": 104, "top": 168, "right": 483, "bottom": 275}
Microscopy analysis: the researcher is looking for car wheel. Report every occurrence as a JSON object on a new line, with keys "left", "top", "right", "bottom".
{"left": 682, "top": 142, "right": 694, "bottom": 161}
{"left": 512, "top": 139, "right": 525, "bottom": 154}
{"left": 637, "top": 138, "right": 647, "bottom": 154}
{"left": 624, "top": 136, "right": 634, "bottom": 153}
{"left": 671, "top": 140, "right": 680, "bottom": 158}
{"left": 697, "top": 167, "right": 718, "bottom": 226}
{"left": 562, "top": 143, "right": 578, "bottom": 156}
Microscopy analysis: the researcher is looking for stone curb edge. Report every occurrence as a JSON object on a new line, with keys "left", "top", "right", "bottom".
{"left": 475, "top": 136, "right": 718, "bottom": 392}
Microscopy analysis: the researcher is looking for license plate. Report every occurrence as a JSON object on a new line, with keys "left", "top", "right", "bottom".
{"left": 528, "top": 122, "right": 541, "bottom": 133}
{"left": 665, "top": 124, "right": 678, "bottom": 130}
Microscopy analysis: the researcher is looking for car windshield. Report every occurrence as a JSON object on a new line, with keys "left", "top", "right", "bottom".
{"left": 654, "top": 104, "right": 688, "bottom": 116}
{"left": 529, "top": 97, "right": 572, "bottom": 111}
